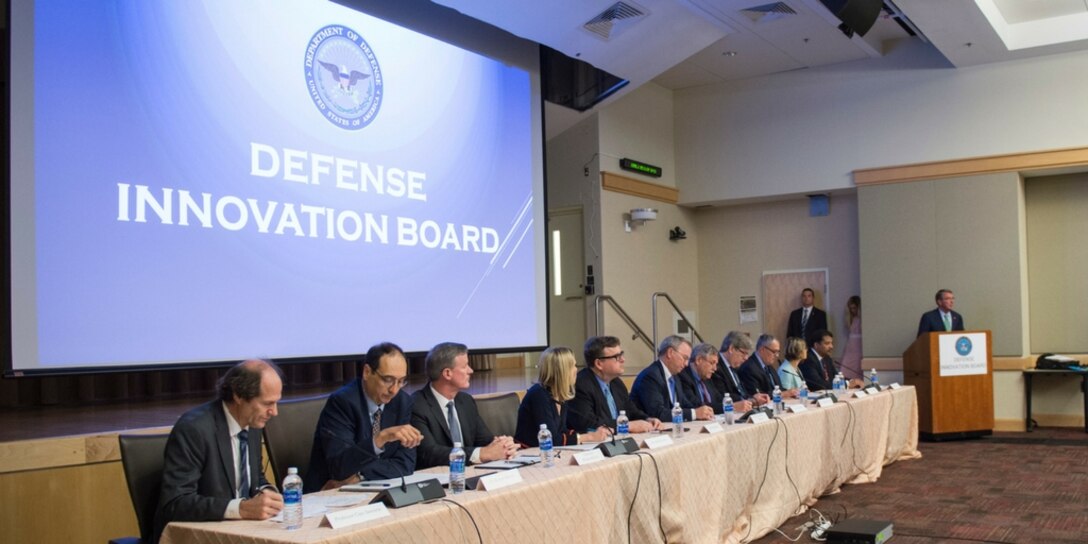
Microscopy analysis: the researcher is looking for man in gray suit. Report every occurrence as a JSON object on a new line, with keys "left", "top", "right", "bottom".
{"left": 155, "top": 360, "right": 284, "bottom": 542}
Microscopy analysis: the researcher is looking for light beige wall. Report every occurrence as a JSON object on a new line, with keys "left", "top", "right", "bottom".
{"left": 1025, "top": 172, "right": 1088, "bottom": 353}
{"left": 694, "top": 193, "right": 860, "bottom": 357}
{"left": 858, "top": 173, "right": 1026, "bottom": 358}
{"left": 598, "top": 82, "right": 676, "bottom": 189}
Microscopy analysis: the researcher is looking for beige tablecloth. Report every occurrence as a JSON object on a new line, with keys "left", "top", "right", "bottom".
{"left": 163, "top": 386, "right": 920, "bottom": 544}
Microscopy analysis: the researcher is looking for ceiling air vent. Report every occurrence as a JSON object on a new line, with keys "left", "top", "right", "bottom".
{"left": 583, "top": 1, "right": 649, "bottom": 41}
{"left": 739, "top": 2, "right": 797, "bottom": 23}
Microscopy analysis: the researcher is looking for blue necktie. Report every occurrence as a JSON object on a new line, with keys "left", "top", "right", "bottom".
{"left": 602, "top": 382, "right": 618, "bottom": 420}
{"left": 237, "top": 429, "right": 250, "bottom": 499}
{"left": 668, "top": 375, "right": 678, "bottom": 405}
{"left": 446, "top": 402, "right": 463, "bottom": 445}
{"left": 729, "top": 366, "right": 748, "bottom": 398}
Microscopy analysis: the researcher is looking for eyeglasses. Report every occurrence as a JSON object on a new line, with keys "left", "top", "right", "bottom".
{"left": 374, "top": 371, "right": 408, "bottom": 389}
{"left": 598, "top": 351, "right": 625, "bottom": 361}
{"left": 762, "top": 346, "right": 780, "bottom": 355}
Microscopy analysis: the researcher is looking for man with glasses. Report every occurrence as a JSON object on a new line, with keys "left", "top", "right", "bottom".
{"left": 631, "top": 335, "right": 714, "bottom": 422}
{"left": 305, "top": 342, "right": 424, "bottom": 492}
{"left": 411, "top": 342, "right": 518, "bottom": 469}
{"left": 710, "top": 331, "right": 770, "bottom": 411}
{"left": 739, "top": 334, "right": 796, "bottom": 398}
{"left": 569, "top": 336, "right": 663, "bottom": 434}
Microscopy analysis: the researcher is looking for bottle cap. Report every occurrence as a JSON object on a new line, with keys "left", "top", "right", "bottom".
{"left": 539, "top": 423, "right": 547, "bottom": 429}
{"left": 453, "top": 441, "right": 462, "bottom": 448}
{"left": 287, "top": 467, "right": 298, "bottom": 474}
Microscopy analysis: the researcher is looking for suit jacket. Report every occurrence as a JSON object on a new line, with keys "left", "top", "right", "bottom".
{"left": 155, "top": 401, "right": 269, "bottom": 543}
{"left": 630, "top": 360, "right": 695, "bottom": 422}
{"left": 304, "top": 379, "right": 416, "bottom": 493}
{"left": 917, "top": 308, "right": 965, "bottom": 337}
{"left": 410, "top": 385, "right": 494, "bottom": 470}
{"left": 514, "top": 383, "right": 577, "bottom": 447}
{"left": 799, "top": 349, "right": 836, "bottom": 391}
{"left": 710, "top": 354, "right": 751, "bottom": 403}
{"left": 738, "top": 354, "right": 781, "bottom": 396}
{"left": 787, "top": 306, "right": 828, "bottom": 342}
{"left": 676, "top": 365, "right": 724, "bottom": 414}
{"left": 568, "top": 367, "right": 649, "bottom": 432}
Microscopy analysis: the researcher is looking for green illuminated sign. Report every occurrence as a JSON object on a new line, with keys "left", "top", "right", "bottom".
{"left": 620, "top": 158, "right": 662, "bottom": 178}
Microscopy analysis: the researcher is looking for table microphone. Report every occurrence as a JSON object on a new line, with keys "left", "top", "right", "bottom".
{"left": 321, "top": 428, "right": 443, "bottom": 506}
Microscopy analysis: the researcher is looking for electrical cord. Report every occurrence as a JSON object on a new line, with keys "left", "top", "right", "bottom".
{"left": 626, "top": 452, "right": 645, "bottom": 544}
{"left": 741, "top": 417, "right": 783, "bottom": 542}
{"left": 775, "top": 418, "right": 804, "bottom": 515}
{"left": 844, "top": 402, "right": 869, "bottom": 477}
{"left": 437, "top": 498, "right": 483, "bottom": 544}
{"left": 634, "top": 451, "right": 667, "bottom": 543}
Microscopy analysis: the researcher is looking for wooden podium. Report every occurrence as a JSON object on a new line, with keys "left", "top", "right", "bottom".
{"left": 903, "top": 330, "right": 994, "bottom": 440}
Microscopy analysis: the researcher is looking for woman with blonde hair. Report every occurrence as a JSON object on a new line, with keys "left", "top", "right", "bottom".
{"left": 778, "top": 337, "right": 807, "bottom": 391}
{"left": 515, "top": 347, "right": 611, "bottom": 447}
{"left": 839, "top": 295, "right": 863, "bottom": 380}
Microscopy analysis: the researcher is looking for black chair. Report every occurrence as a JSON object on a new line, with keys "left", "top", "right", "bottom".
{"left": 110, "top": 433, "right": 169, "bottom": 544}
{"left": 474, "top": 392, "right": 521, "bottom": 437}
{"left": 263, "top": 394, "right": 328, "bottom": 485}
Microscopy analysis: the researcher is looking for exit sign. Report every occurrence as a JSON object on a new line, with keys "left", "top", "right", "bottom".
{"left": 620, "top": 158, "right": 662, "bottom": 178}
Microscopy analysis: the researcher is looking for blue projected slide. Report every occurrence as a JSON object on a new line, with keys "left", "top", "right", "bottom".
{"left": 8, "top": 1, "right": 547, "bottom": 371}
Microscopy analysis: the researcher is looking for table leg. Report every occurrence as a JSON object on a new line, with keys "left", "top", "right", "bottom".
{"left": 1024, "top": 373, "right": 1033, "bottom": 433}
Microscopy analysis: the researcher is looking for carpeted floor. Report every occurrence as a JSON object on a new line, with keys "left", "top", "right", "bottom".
{"left": 751, "top": 428, "right": 1088, "bottom": 544}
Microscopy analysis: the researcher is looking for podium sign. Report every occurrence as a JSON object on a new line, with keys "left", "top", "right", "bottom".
{"left": 938, "top": 333, "right": 988, "bottom": 377}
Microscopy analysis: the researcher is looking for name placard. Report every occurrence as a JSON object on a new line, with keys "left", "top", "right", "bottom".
{"left": 854, "top": 390, "right": 869, "bottom": 398}
{"left": 864, "top": 386, "right": 880, "bottom": 395}
{"left": 816, "top": 397, "right": 835, "bottom": 408}
{"left": 747, "top": 412, "right": 770, "bottom": 424}
{"left": 477, "top": 468, "right": 523, "bottom": 491}
{"left": 570, "top": 449, "right": 606, "bottom": 466}
{"left": 324, "top": 502, "right": 391, "bottom": 530}
{"left": 890, "top": 382, "right": 902, "bottom": 390}
{"left": 701, "top": 423, "right": 724, "bottom": 434}
{"left": 642, "top": 435, "right": 674, "bottom": 449}
{"left": 787, "top": 403, "right": 808, "bottom": 414}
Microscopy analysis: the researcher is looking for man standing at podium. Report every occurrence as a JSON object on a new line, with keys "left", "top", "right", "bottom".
{"left": 917, "top": 289, "right": 965, "bottom": 336}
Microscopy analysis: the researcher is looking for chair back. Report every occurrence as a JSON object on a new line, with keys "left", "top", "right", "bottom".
{"left": 263, "top": 395, "right": 328, "bottom": 484}
{"left": 118, "top": 433, "right": 169, "bottom": 544}
{"left": 474, "top": 392, "right": 521, "bottom": 437}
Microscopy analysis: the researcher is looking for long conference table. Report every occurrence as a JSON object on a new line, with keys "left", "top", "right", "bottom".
{"left": 163, "top": 386, "right": 920, "bottom": 544}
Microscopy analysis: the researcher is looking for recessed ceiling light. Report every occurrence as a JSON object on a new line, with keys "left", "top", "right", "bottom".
{"left": 723, "top": 51, "right": 738, "bottom": 57}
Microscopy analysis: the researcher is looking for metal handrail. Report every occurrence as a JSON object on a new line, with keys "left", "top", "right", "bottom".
{"left": 651, "top": 291, "right": 704, "bottom": 348}
{"left": 594, "top": 295, "right": 654, "bottom": 353}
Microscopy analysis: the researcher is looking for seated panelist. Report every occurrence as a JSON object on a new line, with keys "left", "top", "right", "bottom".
{"left": 514, "top": 347, "right": 611, "bottom": 447}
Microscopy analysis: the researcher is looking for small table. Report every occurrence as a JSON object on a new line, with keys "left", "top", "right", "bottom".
{"left": 1022, "top": 368, "right": 1088, "bottom": 433}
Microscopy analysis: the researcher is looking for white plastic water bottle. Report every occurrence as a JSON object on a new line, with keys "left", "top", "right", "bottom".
{"left": 616, "top": 410, "right": 630, "bottom": 437}
{"left": 671, "top": 402, "right": 683, "bottom": 439}
{"left": 449, "top": 442, "right": 466, "bottom": 494}
{"left": 832, "top": 373, "right": 843, "bottom": 392}
{"left": 722, "top": 394, "right": 734, "bottom": 425}
{"left": 282, "top": 467, "right": 303, "bottom": 530}
{"left": 870, "top": 368, "right": 879, "bottom": 389}
{"left": 537, "top": 424, "right": 554, "bottom": 467}
{"left": 772, "top": 385, "right": 783, "bottom": 415}
{"left": 799, "top": 381, "right": 809, "bottom": 402}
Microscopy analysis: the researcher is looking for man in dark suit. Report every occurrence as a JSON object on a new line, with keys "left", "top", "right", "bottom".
{"left": 631, "top": 336, "right": 715, "bottom": 422}
{"left": 918, "top": 289, "right": 965, "bottom": 336}
{"left": 737, "top": 334, "right": 787, "bottom": 397}
{"left": 411, "top": 342, "right": 518, "bottom": 470}
{"left": 305, "top": 342, "right": 423, "bottom": 492}
{"left": 676, "top": 342, "right": 725, "bottom": 415}
{"left": 709, "top": 331, "right": 768, "bottom": 412}
{"left": 156, "top": 360, "right": 285, "bottom": 543}
{"left": 799, "top": 329, "right": 837, "bottom": 391}
{"left": 569, "top": 336, "right": 663, "bottom": 434}
{"left": 787, "top": 288, "right": 828, "bottom": 343}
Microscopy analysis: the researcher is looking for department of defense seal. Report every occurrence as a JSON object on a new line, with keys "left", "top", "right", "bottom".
{"left": 304, "top": 25, "right": 383, "bottom": 130}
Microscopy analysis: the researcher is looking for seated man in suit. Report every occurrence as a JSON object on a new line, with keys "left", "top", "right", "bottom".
{"left": 917, "top": 288, "right": 965, "bottom": 336}
{"left": 710, "top": 331, "right": 769, "bottom": 412}
{"left": 568, "top": 336, "right": 663, "bottom": 434}
{"left": 787, "top": 288, "right": 828, "bottom": 343}
{"left": 305, "top": 342, "right": 424, "bottom": 492}
{"left": 411, "top": 342, "right": 518, "bottom": 469}
{"left": 676, "top": 342, "right": 725, "bottom": 416}
{"left": 156, "top": 360, "right": 285, "bottom": 543}
{"left": 631, "top": 336, "right": 715, "bottom": 422}
{"left": 799, "top": 329, "right": 837, "bottom": 391}
{"left": 738, "top": 334, "right": 798, "bottom": 398}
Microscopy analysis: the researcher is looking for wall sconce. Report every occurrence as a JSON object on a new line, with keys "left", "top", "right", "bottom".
{"left": 624, "top": 208, "right": 657, "bottom": 232}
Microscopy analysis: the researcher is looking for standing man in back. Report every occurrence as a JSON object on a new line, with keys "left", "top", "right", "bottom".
{"left": 787, "top": 288, "right": 828, "bottom": 343}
